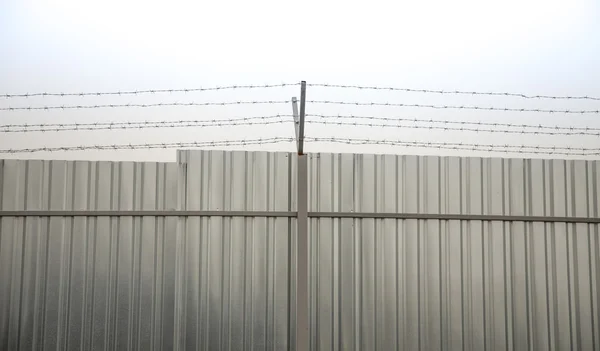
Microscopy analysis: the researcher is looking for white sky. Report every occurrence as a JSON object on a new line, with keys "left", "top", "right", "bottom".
{"left": 1, "top": 0, "right": 599, "bottom": 161}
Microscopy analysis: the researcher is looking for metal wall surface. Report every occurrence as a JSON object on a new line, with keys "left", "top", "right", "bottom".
{"left": 1, "top": 152, "right": 599, "bottom": 351}
{"left": 175, "top": 150, "right": 296, "bottom": 350}
{"left": 306, "top": 153, "right": 599, "bottom": 217}
{"left": 0, "top": 159, "right": 180, "bottom": 351}
{"left": 307, "top": 153, "right": 600, "bottom": 350}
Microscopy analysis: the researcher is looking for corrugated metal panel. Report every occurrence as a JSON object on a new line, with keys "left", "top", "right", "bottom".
{"left": 0, "top": 159, "right": 180, "bottom": 351}
{"left": 307, "top": 154, "right": 599, "bottom": 217}
{"left": 1, "top": 152, "right": 599, "bottom": 351}
{"left": 307, "top": 153, "right": 600, "bottom": 350}
{"left": 174, "top": 150, "right": 296, "bottom": 350}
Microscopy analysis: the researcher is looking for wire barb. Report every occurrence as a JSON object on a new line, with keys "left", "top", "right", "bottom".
{"left": 2, "top": 83, "right": 300, "bottom": 98}
{"left": 309, "top": 83, "right": 600, "bottom": 101}
{"left": 307, "top": 101, "right": 600, "bottom": 114}
{"left": 0, "top": 137, "right": 296, "bottom": 154}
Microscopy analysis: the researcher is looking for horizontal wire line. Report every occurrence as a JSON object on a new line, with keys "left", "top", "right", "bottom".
{"left": 1, "top": 83, "right": 300, "bottom": 98}
{"left": 1, "top": 115, "right": 291, "bottom": 132}
{"left": 3, "top": 114, "right": 598, "bottom": 137}
{"left": 3, "top": 137, "right": 596, "bottom": 156}
{"left": 308, "top": 83, "right": 600, "bottom": 101}
{"left": 313, "top": 137, "right": 600, "bottom": 152}
{"left": 0, "top": 137, "right": 296, "bottom": 154}
{"left": 0, "top": 100, "right": 289, "bottom": 111}
{"left": 4, "top": 120, "right": 598, "bottom": 138}
{"left": 5, "top": 82, "right": 596, "bottom": 101}
{"left": 306, "top": 120, "right": 600, "bottom": 137}
{"left": 305, "top": 137, "right": 600, "bottom": 156}
{"left": 5, "top": 101, "right": 598, "bottom": 114}
{"left": 308, "top": 100, "right": 600, "bottom": 114}
{"left": 307, "top": 114, "right": 600, "bottom": 132}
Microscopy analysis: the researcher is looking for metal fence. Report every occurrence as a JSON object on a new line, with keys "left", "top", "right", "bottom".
{"left": 1, "top": 151, "right": 600, "bottom": 350}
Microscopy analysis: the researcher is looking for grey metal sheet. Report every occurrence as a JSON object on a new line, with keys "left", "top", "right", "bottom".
{"left": 177, "top": 150, "right": 296, "bottom": 212}
{"left": 175, "top": 150, "right": 297, "bottom": 350}
{"left": 1, "top": 152, "right": 599, "bottom": 351}
{"left": 0, "top": 159, "right": 178, "bottom": 211}
{"left": 307, "top": 153, "right": 600, "bottom": 350}
{"left": 174, "top": 216, "right": 295, "bottom": 350}
{"left": 307, "top": 153, "right": 600, "bottom": 217}
{"left": 307, "top": 218, "right": 600, "bottom": 350}
{"left": 0, "top": 159, "right": 180, "bottom": 350}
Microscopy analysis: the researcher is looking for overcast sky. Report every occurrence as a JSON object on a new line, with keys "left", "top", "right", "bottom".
{"left": 1, "top": 0, "right": 599, "bottom": 161}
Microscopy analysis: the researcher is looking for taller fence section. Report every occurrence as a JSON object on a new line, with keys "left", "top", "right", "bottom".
{"left": 1, "top": 152, "right": 600, "bottom": 351}
{"left": 175, "top": 150, "right": 297, "bottom": 350}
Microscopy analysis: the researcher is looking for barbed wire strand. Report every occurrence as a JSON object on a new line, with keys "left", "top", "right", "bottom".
{"left": 4, "top": 101, "right": 598, "bottom": 114}
{"left": 305, "top": 137, "right": 600, "bottom": 156}
{"left": 1, "top": 115, "right": 291, "bottom": 132}
{"left": 308, "top": 100, "right": 600, "bottom": 114}
{"left": 0, "top": 137, "right": 296, "bottom": 154}
{"left": 2, "top": 83, "right": 300, "bottom": 99}
{"left": 4, "top": 114, "right": 600, "bottom": 137}
{"left": 5, "top": 82, "right": 597, "bottom": 101}
{"left": 307, "top": 137, "right": 600, "bottom": 152}
{"left": 306, "top": 119, "right": 600, "bottom": 137}
{"left": 309, "top": 83, "right": 600, "bottom": 101}
{"left": 0, "top": 100, "right": 289, "bottom": 111}
{"left": 308, "top": 114, "right": 600, "bottom": 133}
{"left": 3, "top": 136, "right": 597, "bottom": 156}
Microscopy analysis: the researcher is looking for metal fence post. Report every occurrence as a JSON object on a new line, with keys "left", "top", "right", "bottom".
{"left": 291, "top": 81, "right": 308, "bottom": 350}
{"left": 296, "top": 153, "right": 308, "bottom": 351}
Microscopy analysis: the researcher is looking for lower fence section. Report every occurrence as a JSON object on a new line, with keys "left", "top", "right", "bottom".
{"left": 308, "top": 218, "right": 600, "bottom": 351}
{"left": 1, "top": 217, "right": 599, "bottom": 350}
{"left": 0, "top": 217, "right": 295, "bottom": 351}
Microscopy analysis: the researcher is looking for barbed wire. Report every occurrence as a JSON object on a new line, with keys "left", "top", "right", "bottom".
{"left": 308, "top": 100, "right": 600, "bottom": 114}
{"left": 309, "top": 83, "right": 600, "bottom": 101}
{"left": 5, "top": 82, "right": 597, "bottom": 101}
{"left": 0, "top": 137, "right": 296, "bottom": 154}
{"left": 3, "top": 135, "right": 596, "bottom": 156}
{"left": 2, "top": 83, "right": 300, "bottom": 99}
{"left": 4, "top": 113, "right": 599, "bottom": 137}
{"left": 305, "top": 115, "right": 600, "bottom": 136}
{"left": 307, "top": 121, "right": 600, "bottom": 137}
{"left": 308, "top": 114, "right": 600, "bottom": 133}
{"left": 307, "top": 137, "right": 600, "bottom": 152}
{"left": 0, "top": 100, "right": 289, "bottom": 111}
{"left": 305, "top": 137, "right": 600, "bottom": 156}
{"left": 4, "top": 100, "right": 598, "bottom": 115}
{"left": 1, "top": 115, "right": 292, "bottom": 132}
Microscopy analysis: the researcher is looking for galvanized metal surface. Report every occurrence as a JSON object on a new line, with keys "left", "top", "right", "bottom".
{"left": 0, "top": 159, "right": 180, "bottom": 350}
{"left": 1, "top": 152, "right": 600, "bottom": 351}
{"left": 176, "top": 150, "right": 297, "bottom": 350}
{"left": 0, "top": 210, "right": 298, "bottom": 217}
{"left": 307, "top": 218, "right": 599, "bottom": 350}
{"left": 297, "top": 81, "right": 307, "bottom": 155}
{"left": 296, "top": 154, "right": 309, "bottom": 351}
{"left": 0, "top": 153, "right": 297, "bottom": 351}
{"left": 306, "top": 153, "right": 600, "bottom": 350}
{"left": 306, "top": 154, "right": 600, "bottom": 217}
